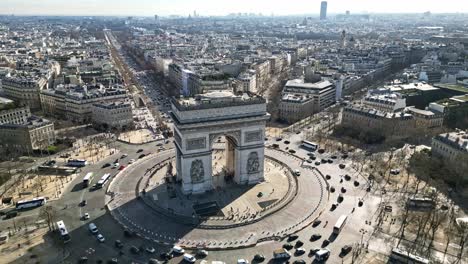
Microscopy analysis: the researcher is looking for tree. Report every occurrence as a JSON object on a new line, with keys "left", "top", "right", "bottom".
{"left": 39, "top": 206, "right": 57, "bottom": 231}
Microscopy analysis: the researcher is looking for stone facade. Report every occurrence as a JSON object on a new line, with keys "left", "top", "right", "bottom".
{"left": 172, "top": 92, "right": 270, "bottom": 194}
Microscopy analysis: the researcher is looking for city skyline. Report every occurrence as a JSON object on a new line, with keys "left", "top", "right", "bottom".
{"left": 1, "top": 0, "right": 468, "bottom": 17}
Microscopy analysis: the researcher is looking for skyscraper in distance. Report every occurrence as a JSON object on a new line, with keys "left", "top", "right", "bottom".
{"left": 320, "top": 1, "right": 327, "bottom": 20}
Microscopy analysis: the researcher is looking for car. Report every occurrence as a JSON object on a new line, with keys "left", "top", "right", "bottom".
{"left": 183, "top": 253, "right": 196, "bottom": 263}
{"left": 295, "top": 248, "right": 306, "bottom": 255}
{"left": 130, "top": 246, "right": 140, "bottom": 254}
{"left": 283, "top": 243, "right": 294, "bottom": 250}
{"left": 338, "top": 194, "right": 344, "bottom": 202}
{"left": 276, "top": 137, "right": 283, "bottom": 141}
{"left": 114, "top": 240, "right": 123, "bottom": 248}
{"left": 284, "top": 140, "right": 290, "bottom": 144}
{"left": 321, "top": 159, "right": 327, "bottom": 164}
{"left": 148, "top": 259, "right": 160, "bottom": 264}
{"left": 137, "top": 149, "right": 144, "bottom": 153}
{"left": 121, "top": 154, "right": 128, "bottom": 158}
{"left": 160, "top": 252, "right": 173, "bottom": 260}
{"left": 331, "top": 203, "right": 338, "bottom": 210}
{"left": 315, "top": 248, "right": 331, "bottom": 261}
{"left": 341, "top": 187, "right": 347, "bottom": 193}
{"left": 295, "top": 240, "right": 304, "bottom": 247}
{"left": 325, "top": 174, "right": 331, "bottom": 180}
{"left": 253, "top": 254, "right": 265, "bottom": 262}
{"left": 237, "top": 259, "right": 249, "bottom": 264}
{"left": 331, "top": 155, "right": 337, "bottom": 159}
{"left": 294, "top": 170, "right": 301, "bottom": 176}
{"left": 102, "top": 163, "right": 111, "bottom": 168}
{"left": 318, "top": 149, "right": 325, "bottom": 154}
{"left": 310, "top": 234, "right": 322, "bottom": 241}
{"left": 310, "top": 248, "right": 320, "bottom": 254}
{"left": 310, "top": 156, "right": 317, "bottom": 160}
{"left": 138, "top": 154, "right": 146, "bottom": 159}
{"left": 288, "top": 149, "right": 296, "bottom": 154}
{"left": 327, "top": 159, "right": 333, "bottom": 163}
{"left": 145, "top": 246, "right": 156, "bottom": 253}
{"left": 79, "top": 256, "right": 88, "bottom": 263}
{"left": 330, "top": 186, "right": 335, "bottom": 193}
{"left": 80, "top": 200, "right": 87, "bottom": 206}
{"left": 390, "top": 169, "right": 400, "bottom": 175}
{"left": 96, "top": 234, "right": 105, "bottom": 242}
{"left": 341, "top": 245, "right": 352, "bottom": 255}
{"left": 293, "top": 259, "right": 306, "bottom": 264}
{"left": 339, "top": 164, "right": 346, "bottom": 169}
{"left": 312, "top": 219, "right": 322, "bottom": 227}
{"left": 196, "top": 249, "right": 208, "bottom": 257}
{"left": 322, "top": 239, "right": 330, "bottom": 247}
{"left": 287, "top": 234, "right": 299, "bottom": 241}
{"left": 307, "top": 152, "right": 315, "bottom": 157}
{"left": 118, "top": 165, "right": 126, "bottom": 170}
{"left": 83, "top": 213, "right": 90, "bottom": 220}
{"left": 342, "top": 154, "right": 349, "bottom": 159}
{"left": 123, "top": 229, "right": 135, "bottom": 237}
{"left": 272, "top": 143, "right": 280, "bottom": 148}
{"left": 344, "top": 174, "right": 351, "bottom": 181}
{"left": 172, "top": 245, "right": 185, "bottom": 254}
{"left": 354, "top": 180, "right": 360, "bottom": 187}
{"left": 112, "top": 163, "right": 119, "bottom": 168}
{"left": 306, "top": 159, "right": 313, "bottom": 163}
{"left": 315, "top": 161, "right": 321, "bottom": 166}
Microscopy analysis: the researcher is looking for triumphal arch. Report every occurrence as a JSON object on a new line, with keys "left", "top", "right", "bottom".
{"left": 170, "top": 91, "right": 270, "bottom": 194}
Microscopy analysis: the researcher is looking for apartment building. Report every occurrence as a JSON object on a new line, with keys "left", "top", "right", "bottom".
{"left": 92, "top": 100, "right": 133, "bottom": 129}
{"left": 432, "top": 131, "right": 468, "bottom": 161}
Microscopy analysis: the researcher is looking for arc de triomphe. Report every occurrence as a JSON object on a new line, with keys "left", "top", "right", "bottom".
{"left": 170, "top": 92, "right": 270, "bottom": 194}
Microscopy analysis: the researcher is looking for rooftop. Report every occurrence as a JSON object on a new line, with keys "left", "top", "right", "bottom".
{"left": 173, "top": 92, "right": 266, "bottom": 111}
{"left": 285, "top": 79, "right": 333, "bottom": 90}
{"left": 434, "top": 83, "right": 468, "bottom": 94}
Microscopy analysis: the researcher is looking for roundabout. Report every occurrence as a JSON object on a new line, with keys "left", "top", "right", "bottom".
{"left": 106, "top": 148, "right": 328, "bottom": 249}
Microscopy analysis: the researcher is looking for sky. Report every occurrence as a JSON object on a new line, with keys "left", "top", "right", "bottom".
{"left": 1, "top": 0, "right": 468, "bottom": 16}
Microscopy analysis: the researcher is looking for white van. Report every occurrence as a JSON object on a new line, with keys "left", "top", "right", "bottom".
{"left": 273, "top": 248, "right": 291, "bottom": 259}
{"left": 315, "top": 248, "right": 331, "bottom": 261}
{"left": 183, "top": 253, "right": 196, "bottom": 263}
{"left": 88, "top": 223, "right": 98, "bottom": 234}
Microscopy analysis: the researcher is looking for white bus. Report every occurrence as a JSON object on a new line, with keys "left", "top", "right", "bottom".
{"left": 96, "top": 173, "right": 111, "bottom": 188}
{"left": 390, "top": 248, "right": 429, "bottom": 264}
{"left": 56, "top": 220, "right": 71, "bottom": 243}
{"left": 82, "top": 172, "right": 94, "bottom": 187}
{"left": 333, "top": 215, "right": 348, "bottom": 234}
{"left": 67, "top": 159, "right": 87, "bottom": 167}
{"left": 16, "top": 197, "right": 47, "bottom": 210}
{"left": 301, "top": 140, "right": 318, "bottom": 151}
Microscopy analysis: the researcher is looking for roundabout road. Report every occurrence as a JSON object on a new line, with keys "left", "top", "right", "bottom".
{"left": 107, "top": 148, "right": 328, "bottom": 249}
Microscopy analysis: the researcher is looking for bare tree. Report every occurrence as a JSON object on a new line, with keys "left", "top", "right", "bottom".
{"left": 39, "top": 205, "right": 58, "bottom": 231}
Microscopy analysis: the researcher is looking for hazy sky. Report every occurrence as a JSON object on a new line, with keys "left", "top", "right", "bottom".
{"left": 1, "top": 0, "right": 468, "bottom": 16}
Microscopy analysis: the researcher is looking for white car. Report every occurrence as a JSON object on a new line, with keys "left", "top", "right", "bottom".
{"left": 112, "top": 163, "right": 119, "bottom": 168}
{"left": 83, "top": 213, "right": 90, "bottom": 220}
{"left": 172, "top": 245, "right": 185, "bottom": 254}
{"left": 96, "top": 234, "right": 105, "bottom": 242}
{"left": 121, "top": 153, "right": 128, "bottom": 158}
{"left": 145, "top": 246, "right": 156, "bottom": 253}
{"left": 183, "top": 253, "right": 196, "bottom": 263}
{"left": 237, "top": 259, "right": 249, "bottom": 264}
{"left": 128, "top": 159, "right": 135, "bottom": 164}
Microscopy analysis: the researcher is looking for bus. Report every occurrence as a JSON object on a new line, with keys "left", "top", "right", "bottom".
{"left": 301, "top": 140, "right": 319, "bottom": 151}
{"left": 56, "top": 220, "right": 71, "bottom": 243}
{"left": 67, "top": 159, "right": 87, "bottom": 167}
{"left": 407, "top": 196, "right": 435, "bottom": 209}
{"left": 16, "top": 197, "right": 47, "bottom": 210}
{"left": 82, "top": 172, "right": 94, "bottom": 188}
{"left": 333, "top": 215, "right": 348, "bottom": 234}
{"left": 390, "top": 248, "right": 429, "bottom": 264}
{"left": 96, "top": 173, "right": 111, "bottom": 189}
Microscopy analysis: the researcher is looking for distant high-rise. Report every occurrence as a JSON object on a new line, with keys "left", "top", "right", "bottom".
{"left": 320, "top": 1, "right": 327, "bottom": 20}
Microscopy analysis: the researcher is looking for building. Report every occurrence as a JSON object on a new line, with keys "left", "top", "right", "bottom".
{"left": 406, "top": 107, "right": 444, "bottom": 128}
{"left": 0, "top": 116, "right": 55, "bottom": 152}
{"left": 363, "top": 94, "right": 407, "bottom": 112}
{"left": 342, "top": 106, "right": 415, "bottom": 135}
{"left": 279, "top": 79, "right": 336, "bottom": 123}
{"left": 92, "top": 100, "right": 133, "bottom": 130}
{"left": 432, "top": 131, "right": 468, "bottom": 161}
{"left": 320, "top": 1, "right": 328, "bottom": 20}
{"left": 2, "top": 75, "right": 48, "bottom": 110}
{"left": 40, "top": 85, "right": 127, "bottom": 123}
{"left": 0, "top": 105, "right": 31, "bottom": 125}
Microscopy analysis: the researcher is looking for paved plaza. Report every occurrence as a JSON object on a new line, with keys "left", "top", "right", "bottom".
{"left": 106, "top": 148, "right": 327, "bottom": 249}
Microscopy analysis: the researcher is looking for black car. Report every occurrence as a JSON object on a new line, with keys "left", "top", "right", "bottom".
{"left": 160, "top": 252, "right": 173, "bottom": 260}
{"left": 315, "top": 161, "right": 321, "bottom": 166}
{"left": 295, "top": 240, "right": 304, "bottom": 247}
{"left": 288, "top": 149, "right": 296, "bottom": 154}
{"left": 310, "top": 234, "right": 322, "bottom": 241}
{"left": 138, "top": 154, "right": 146, "bottom": 159}
{"left": 114, "top": 240, "right": 123, "bottom": 248}
{"left": 339, "top": 164, "right": 346, "bottom": 169}
{"left": 312, "top": 219, "right": 322, "bottom": 227}
{"left": 124, "top": 229, "right": 135, "bottom": 237}
{"left": 253, "top": 254, "right": 265, "bottom": 262}
{"left": 325, "top": 175, "right": 331, "bottom": 180}
{"left": 322, "top": 239, "right": 330, "bottom": 247}
{"left": 331, "top": 155, "right": 338, "bottom": 159}
{"left": 318, "top": 149, "right": 325, "bottom": 154}
{"left": 341, "top": 187, "right": 347, "bottom": 193}
{"left": 130, "top": 246, "right": 140, "bottom": 254}
{"left": 344, "top": 174, "right": 351, "bottom": 181}
{"left": 80, "top": 200, "right": 87, "bottom": 206}
{"left": 276, "top": 137, "right": 283, "bottom": 142}
{"left": 284, "top": 140, "right": 290, "bottom": 144}
{"left": 287, "top": 234, "right": 299, "bottom": 241}
{"left": 283, "top": 243, "right": 294, "bottom": 250}
{"left": 321, "top": 159, "right": 327, "bottom": 164}
{"left": 137, "top": 149, "right": 144, "bottom": 153}
{"left": 327, "top": 159, "right": 333, "bottom": 163}
{"left": 293, "top": 260, "right": 306, "bottom": 264}
{"left": 102, "top": 163, "right": 111, "bottom": 168}
{"left": 341, "top": 245, "right": 352, "bottom": 255}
